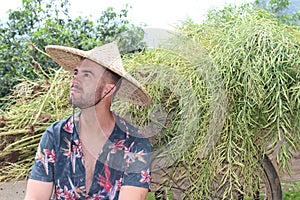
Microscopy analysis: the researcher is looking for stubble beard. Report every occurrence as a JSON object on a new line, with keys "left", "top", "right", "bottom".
{"left": 69, "top": 86, "right": 104, "bottom": 109}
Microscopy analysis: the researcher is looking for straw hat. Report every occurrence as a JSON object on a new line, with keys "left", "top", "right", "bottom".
{"left": 45, "top": 42, "right": 152, "bottom": 106}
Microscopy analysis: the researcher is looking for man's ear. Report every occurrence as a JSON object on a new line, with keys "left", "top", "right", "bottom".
{"left": 103, "top": 83, "right": 116, "bottom": 97}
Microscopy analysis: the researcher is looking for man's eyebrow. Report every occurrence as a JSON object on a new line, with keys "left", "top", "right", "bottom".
{"left": 81, "top": 69, "right": 95, "bottom": 76}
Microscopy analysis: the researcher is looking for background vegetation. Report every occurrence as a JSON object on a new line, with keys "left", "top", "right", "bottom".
{"left": 0, "top": 0, "right": 300, "bottom": 199}
{"left": 0, "top": 0, "right": 144, "bottom": 105}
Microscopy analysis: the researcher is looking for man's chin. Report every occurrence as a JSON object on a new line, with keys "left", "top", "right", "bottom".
{"left": 68, "top": 96, "right": 99, "bottom": 109}
{"left": 68, "top": 96, "right": 79, "bottom": 108}
{"left": 68, "top": 96, "right": 74, "bottom": 105}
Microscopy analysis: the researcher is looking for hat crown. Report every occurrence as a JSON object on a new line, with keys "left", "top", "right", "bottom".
{"left": 88, "top": 42, "right": 125, "bottom": 73}
{"left": 45, "top": 41, "right": 152, "bottom": 106}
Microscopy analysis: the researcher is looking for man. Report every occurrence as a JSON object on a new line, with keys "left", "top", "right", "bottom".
{"left": 24, "top": 42, "right": 152, "bottom": 200}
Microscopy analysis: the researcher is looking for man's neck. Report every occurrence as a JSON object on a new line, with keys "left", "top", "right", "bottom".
{"left": 79, "top": 103, "right": 115, "bottom": 139}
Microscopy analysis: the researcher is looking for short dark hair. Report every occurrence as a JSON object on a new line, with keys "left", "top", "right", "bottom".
{"left": 103, "top": 69, "right": 121, "bottom": 85}
{"left": 103, "top": 69, "right": 122, "bottom": 98}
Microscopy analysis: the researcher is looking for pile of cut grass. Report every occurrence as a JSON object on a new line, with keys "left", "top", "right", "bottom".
{"left": 0, "top": 68, "right": 72, "bottom": 181}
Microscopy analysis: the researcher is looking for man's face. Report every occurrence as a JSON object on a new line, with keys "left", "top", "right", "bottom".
{"left": 69, "top": 59, "right": 106, "bottom": 108}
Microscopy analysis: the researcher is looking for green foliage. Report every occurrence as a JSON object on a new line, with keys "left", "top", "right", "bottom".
{"left": 0, "top": 0, "right": 144, "bottom": 103}
{"left": 254, "top": 0, "right": 300, "bottom": 25}
{"left": 165, "top": 6, "right": 300, "bottom": 199}
{"left": 146, "top": 192, "right": 155, "bottom": 200}
{"left": 283, "top": 182, "right": 300, "bottom": 199}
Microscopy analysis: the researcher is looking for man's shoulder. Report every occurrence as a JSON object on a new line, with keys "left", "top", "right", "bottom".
{"left": 114, "top": 113, "right": 151, "bottom": 151}
{"left": 115, "top": 113, "right": 145, "bottom": 137}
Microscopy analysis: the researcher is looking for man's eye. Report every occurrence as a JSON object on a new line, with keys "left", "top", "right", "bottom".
{"left": 74, "top": 69, "right": 78, "bottom": 75}
{"left": 84, "top": 73, "right": 91, "bottom": 77}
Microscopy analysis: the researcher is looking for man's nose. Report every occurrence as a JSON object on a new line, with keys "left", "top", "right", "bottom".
{"left": 71, "top": 78, "right": 79, "bottom": 87}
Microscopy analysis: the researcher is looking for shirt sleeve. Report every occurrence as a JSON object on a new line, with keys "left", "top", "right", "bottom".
{"left": 122, "top": 137, "right": 152, "bottom": 190}
{"left": 28, "top": 124, "right": 57, "bottom": 182}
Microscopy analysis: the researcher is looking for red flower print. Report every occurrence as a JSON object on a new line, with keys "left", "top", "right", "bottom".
{"left": 43, "top": 149, "right": 56, "bottom": 163}
{"left": 61, "top": 137, "right": 76, "bottom": 172}
{"left": 109, "top": 139, "right": 126, "bottom": 154}
{"left": 35, "top": 146, "right": 44, "bottom": 163}
{"left": 118, "top": 117, "right": 130, "bottom": 138}
{"left": 98, "top": 162, "right": 113, "bottom": 193}
{"left": 116, "top": 177, "right": 123, "bottom": 191}
{"left": 62, "top": 185, "right": 80, "bottom": 200}
{"left": 61, "top": 137, "right": 83, "bottom": 173}
{"left": 63, "top": 118, "right": 74, "bottom": 133}
{"left": 134, "top": 150, "right": 146, "bottom": 163}
{"left": 84, "top": 193, "right": 104, "bottom": 200}
{"left": 54, "top": 185, "right": 63, "bottom": 199}
{"left": 75, "top": 186, "right": 86, "bottom": 196}
{"left": 124, "top": 142, "right": 135, "bottom": 167}
{"left": 61, "top": 137, "right": 72, "bottom": 158}
{"left": 72, "top": 139, "right": 83, "bottom": 158}
{"left": 124, "top": 143, "right": 147, "bottom": 166}
{"left": 35, "top": 146, "right": 57, "bottom": 175}
{"left": 140, "top": 169, "right": 151, "bottom": 183}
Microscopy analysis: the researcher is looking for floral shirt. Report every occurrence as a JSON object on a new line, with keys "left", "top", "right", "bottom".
{"left": 29, "top": 112, "right": 152, "bottom": 200}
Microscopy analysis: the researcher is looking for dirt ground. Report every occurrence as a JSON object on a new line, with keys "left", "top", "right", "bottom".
{"left": 0, "top": 181, "right": 27, "bottom": 200}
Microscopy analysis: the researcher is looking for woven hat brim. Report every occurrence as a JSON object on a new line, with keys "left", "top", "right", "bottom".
{"left": 45, "top": 45, "right": 152, "bottom": 106}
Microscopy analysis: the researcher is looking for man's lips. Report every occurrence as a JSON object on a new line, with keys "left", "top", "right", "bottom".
{"left": 70, "top": 85, "right": 82, "bottom": 94}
